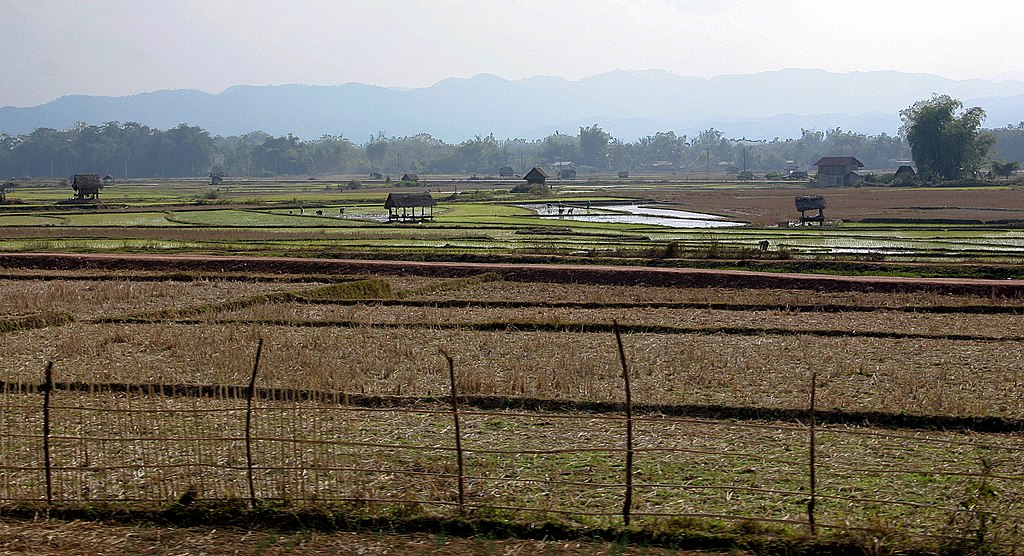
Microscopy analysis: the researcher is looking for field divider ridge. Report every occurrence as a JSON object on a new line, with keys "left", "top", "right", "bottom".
{"left": 8, "top": 380, "right": 1024, "bottom": 433}
{"left": 287, "top": 297, "right": 1024, "bottom": 315}
{"left": 90, "top": 316, "right": 1024, "bottom": 342}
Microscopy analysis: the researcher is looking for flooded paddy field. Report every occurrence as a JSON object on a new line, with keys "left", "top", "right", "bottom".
{"left": 4, "top": 178, "right": 1024, "bottom": 264}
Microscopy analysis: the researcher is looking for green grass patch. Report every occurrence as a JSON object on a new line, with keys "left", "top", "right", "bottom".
{"left": 0, "top": 311, "right": 74, "bottom": 333}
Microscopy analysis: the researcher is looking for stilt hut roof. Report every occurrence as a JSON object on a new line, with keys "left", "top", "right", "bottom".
{"left": 384, "top": 192, "right": 436, "bottom": 209}
{"left": 72, "top": 174, "right": 102, "bottom": 194}
{"left": 795, "top": 195, "right": 826, "bottom": 212}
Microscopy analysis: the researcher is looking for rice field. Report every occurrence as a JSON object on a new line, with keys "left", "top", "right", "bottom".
{"left": 1, "top": 268, "right": 1024, "bottom": 551}
{"left": 4, "top": 179, "right": 1024, "bottom": 263}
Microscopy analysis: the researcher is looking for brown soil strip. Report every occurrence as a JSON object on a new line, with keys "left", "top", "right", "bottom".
{"left": 3, "top": 252, "right": 1024, "bottom": 296}
{"left": 0, "top": 270, "right": 354, "bottom": 283}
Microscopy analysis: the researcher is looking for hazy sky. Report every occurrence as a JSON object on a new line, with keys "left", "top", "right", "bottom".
{"left": 2, "top": 0, "right": 1023, "bottom": 107}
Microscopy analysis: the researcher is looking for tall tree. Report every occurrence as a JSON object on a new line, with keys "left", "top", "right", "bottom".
{"left": 578, "top": 124, "right": 610, "bottom": 168}
{"left": 539, "top": 132, "right": 579, "bottom": 163}
{"left": 900, "top": 95, "right": 992, "bottom": 181}
{"left": 990, "top": 160, "right": 1020, "bottom": 180}
{"left": 365, "top": 133, "right": 390, "bottom": 172}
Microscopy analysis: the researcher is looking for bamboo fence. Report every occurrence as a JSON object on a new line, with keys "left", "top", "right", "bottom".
{"left": 1, "top": 330, "right": 1022, "bottom": 547}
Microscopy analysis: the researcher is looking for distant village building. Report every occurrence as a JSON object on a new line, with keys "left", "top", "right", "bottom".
{"left": 894, "top": 165, "right": 917, "bottom": 185}
{"left": 523, "top": 166, "right": 549, "bottom": 185}
{"left": 71, "top": 173, "right": 102, "bottom": 200}
{"left": 102, "top": 174, "right": 115, "bottom": 184}
{"left": 783, "top": 161, "right": 807, "bottom": 178}
{"left": 796, "top": 195, "right": 826, "bottom": 225}
{"left": 499, "top": 166, "right": 514, "bottom": 178}
{"left": 618, "top": 171, "right": 629, "bottom": 179}
{"left": 209, "top": 172, "right": 224, "bottom": 185}
{"left": 814, "top": 157, "right": 864, "bottom": 187}
{"left": 384, "top": 192, "right": 436, "bottom": 222}
{"left": 400, "top": 173, "right": 420, "bottom": 182}
{"left": 558, "top": 168, "right": 577, "bottom": 180}
{"left": 369, "top": 172, "right": 383, "bottom": 179}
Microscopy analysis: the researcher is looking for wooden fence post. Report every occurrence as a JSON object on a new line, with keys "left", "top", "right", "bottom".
{"left": 614, "top": 321, "right": 634, "bottom": 527}
{"left": 42, "top": 361, "right": 54, "bottom": 505}
{"left": 808, "top": 371, "right": 818, "bottom": 535}
{"left": 245, "top": 338, "right": 264, "bottom": 510}
{"left": 441, "top": 349, "right": 465, "bottom": 513}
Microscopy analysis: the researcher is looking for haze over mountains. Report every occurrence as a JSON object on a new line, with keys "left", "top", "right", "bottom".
{"left": 2, "top": 69, "right": 1024, "bottom": 142}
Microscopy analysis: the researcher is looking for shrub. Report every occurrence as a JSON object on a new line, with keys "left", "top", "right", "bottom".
{"left": 510, "top": 183, "right": 550, "bottom": 195}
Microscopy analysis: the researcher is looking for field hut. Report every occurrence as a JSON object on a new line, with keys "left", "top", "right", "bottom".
{"left": 558, "top": 168, "right": 577, "bottom": 180}
{"left": 71, "top": 173, "right": 102, "bottom": 200}
{"left": 400, "top": 173, "right": 420, "bottom": 182}
{"left": 894, "top": 165, "right": 917, "bottom": 185}
{"left": 499, "top": 166, "right": 514, "bottom": 178}
{"left": 523, "top": 166, "right": 548, "bottom": 185}
{"left": 385, "top": 192, "right": 436, "bottom": 222}
{"left": 618, "top": 171, "right": 629, "bottom": 179}
{"left": 209, "top": 171, "right": 224, "bottom": 185}
{"left": 795, "top": 195, "right": 826, "bottom": 224}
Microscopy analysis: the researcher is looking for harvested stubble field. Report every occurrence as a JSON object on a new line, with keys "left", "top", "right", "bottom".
{"left": 3, "top": 392, "right": 1021, "bottom": 533}
{"left": 407, "top": 280, "right": 1024, "bottom": 308}
{"left": 0, "top": 278, "right": 321, "bottom": 319}
{"left": 2, "top": 267, "right": 1024, "bottom": 551}
{"left": 223, "top": 302, "right": 1024, "bottom": 338}
{"left": 6, "top": 322, "right": 1022, "bottom": 417}
{"left": 633, "top": 185, "right": 1024, "bottom": 226}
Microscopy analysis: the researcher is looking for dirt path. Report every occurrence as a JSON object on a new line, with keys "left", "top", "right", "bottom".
{"left": 1, "top": 252, "right": 1023, "bottom": 296}
{"left": 0, "top": 518, "right": 715, "bottom": 556}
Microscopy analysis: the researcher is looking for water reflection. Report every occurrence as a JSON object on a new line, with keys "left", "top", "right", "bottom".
{"left": 517, "top": 203, "right": 744, "bottom": 229}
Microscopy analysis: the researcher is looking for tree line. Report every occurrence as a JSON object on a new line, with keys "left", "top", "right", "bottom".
{"left": 2, "top": 111, "right": 1023, "bottom": 180}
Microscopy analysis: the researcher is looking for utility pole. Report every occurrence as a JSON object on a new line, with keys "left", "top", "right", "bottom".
{"left": 706, "top": 145, "right": 710, "bottom": 181}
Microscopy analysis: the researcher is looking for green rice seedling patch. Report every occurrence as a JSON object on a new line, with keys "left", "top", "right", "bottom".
{"left": 61, "top": 211, "right": 190, "bottom": 227}
{"left": 167, "top": 209, "right": 355, "bottom": 227}
{"left": 0, "top": 238, "right": 214, "bottom": 252}
{"left": 0, "top": 214, "right": 67, "bottom": 226}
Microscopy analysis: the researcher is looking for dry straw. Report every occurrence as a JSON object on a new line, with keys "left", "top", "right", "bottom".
{"left": 2, "top": 270, "right": 1024, "bottom": 545}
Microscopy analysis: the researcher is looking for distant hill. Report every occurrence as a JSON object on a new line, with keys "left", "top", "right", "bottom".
{"left": 2, "top": 69, "right": 1024, "bottom": 141}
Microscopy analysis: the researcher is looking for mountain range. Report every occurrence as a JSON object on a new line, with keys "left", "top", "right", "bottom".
{"left": 2, "top": 69, "right": 1024, "bottom": 142}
